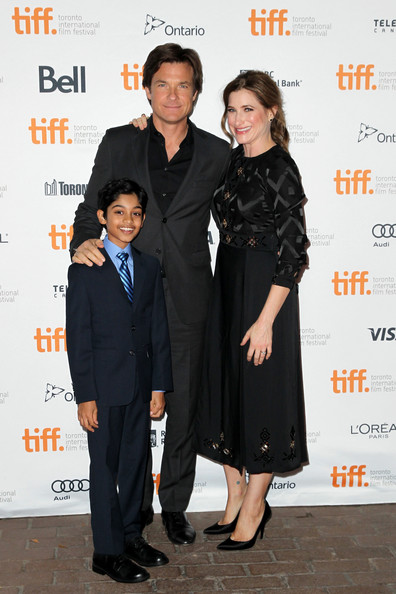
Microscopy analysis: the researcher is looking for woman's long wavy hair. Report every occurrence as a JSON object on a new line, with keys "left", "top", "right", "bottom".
{"left": 221, "top": 70, "right": 290, "bottom": 152}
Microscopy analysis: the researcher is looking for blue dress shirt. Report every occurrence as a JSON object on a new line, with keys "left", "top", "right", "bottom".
{"left": 103, "top": 235, "right": 134, "bottom": 284}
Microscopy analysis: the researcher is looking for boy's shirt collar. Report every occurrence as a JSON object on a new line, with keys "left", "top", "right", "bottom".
{"left": 103, "top": 235, "right": 132, "bottom": 258}
{"left": 103, "top": 235, "right": 134, "bottom": 280}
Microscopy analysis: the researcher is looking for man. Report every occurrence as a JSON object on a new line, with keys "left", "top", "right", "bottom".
{"left": 70, "top": 43, "right": 229, "bottom": 545}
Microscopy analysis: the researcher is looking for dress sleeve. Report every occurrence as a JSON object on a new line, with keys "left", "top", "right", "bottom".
{"left": 267, "top": 157, "right": 307, "bottom": 289}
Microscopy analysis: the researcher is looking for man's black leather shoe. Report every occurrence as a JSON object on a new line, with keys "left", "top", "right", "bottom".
{"left": 140, "top": 505, "right": 154, "bottom": 531}
{"left": 125, "top": 535, "right": 169, "bottom": 567}
{"left": 92, "top": 552, "right": 149, "bottom": 583}
{"left": 161, "top": 511, "right": 196, "bottom": 545}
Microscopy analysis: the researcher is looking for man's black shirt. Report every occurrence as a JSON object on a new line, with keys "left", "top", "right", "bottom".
{"left": 148, "top": 118, "right": 194, "bottom": 215}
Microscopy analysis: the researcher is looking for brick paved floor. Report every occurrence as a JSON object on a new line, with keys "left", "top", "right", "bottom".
{"left": 0, "top": 504, "right": 395, "bottom": 593}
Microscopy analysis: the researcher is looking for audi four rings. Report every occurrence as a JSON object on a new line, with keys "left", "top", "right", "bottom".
{"left": 51, "top": 479, "right": 90, "bottom": 493}
{"left": 372, "top": 224, "right": 396, "bottom": 238}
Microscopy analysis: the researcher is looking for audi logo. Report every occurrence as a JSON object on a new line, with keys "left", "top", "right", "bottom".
{"left": 372, "top": 224, "right": 396, "bottom": 239}
{"left": 51, "top": 479, "right": 90, "bottom": 493}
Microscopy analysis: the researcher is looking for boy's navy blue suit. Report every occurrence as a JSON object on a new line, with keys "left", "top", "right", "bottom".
{"left": 66, "top": 246, "right": 172, "bottom": 555}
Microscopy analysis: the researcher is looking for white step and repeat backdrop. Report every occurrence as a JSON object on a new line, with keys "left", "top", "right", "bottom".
{"left": 1, "top": 1, "right": 395, "bottom": 518}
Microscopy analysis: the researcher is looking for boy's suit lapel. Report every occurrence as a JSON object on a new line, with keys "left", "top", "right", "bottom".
{"left": 131, "top": 246, "right": 145, "bottom": 308}
{"left": 99, "top": 247, "right": 133, "bottom": 306}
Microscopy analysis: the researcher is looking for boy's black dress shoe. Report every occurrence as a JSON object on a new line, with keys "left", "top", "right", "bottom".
{"left": 140, "top": 505, "right": 154, "bottom": 531}
{"left": 161, "top": 511, "right": 196, "bottom": 544}
{"left": 92, "top": 552, "right": 149, "bottom": 583}
{"left": 125, "top": 535, "right": 169, "bottom": 567}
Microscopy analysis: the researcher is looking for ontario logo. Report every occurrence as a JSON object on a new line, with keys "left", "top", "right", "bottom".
{"left": 358, "top": 123, "right": 396, "bottom": 144}
{"left": 143, "top": 13, "right": 205, "bottom": 36}
{"left": 45, "top": 383, "right": 75, "bottom": 403}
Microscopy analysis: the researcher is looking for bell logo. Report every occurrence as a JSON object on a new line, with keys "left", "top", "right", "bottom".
{"left": 34, "top": 328, "right": 67, "bottom": 352}
{"left": 12, "top": 7, "right": 57, "bottom": 35}
{"left": 39, "top": 66, "right": 86, "bottom": 93}
{"left": 333, "top": 170, "right": 373, "bottom": 195}
{"left": 330, "top": 369, "right": 369, "bottom": 394}
{"left": 121, "top": 64, "right": 143, "bottom": 90}
{"left": 249, "top": 9, "right": 290, "bottom": 36}
{"left": 152, "top": 473, "right": 161, "bottom": 494}
{"left": 49, "top": 224, "right": 74, "bottom": 250}
{"left": 22, "top": 427, "right": 64, "bottom": 452}
{"left": 29, "top": 118, "right": 72, "bottom": 145}
{"left": 336, "top": 64, "right": 376, "bottom": 91}
{"left": 331, "top": 465, "right": 369, "bottom": 487}
{"left": 332, "top": 271, "right": 371, "bottom": 295}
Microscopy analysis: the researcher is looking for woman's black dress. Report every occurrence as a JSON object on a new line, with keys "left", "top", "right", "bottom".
{"left": 195, "top": 144, "right": 308, "bottom": 474}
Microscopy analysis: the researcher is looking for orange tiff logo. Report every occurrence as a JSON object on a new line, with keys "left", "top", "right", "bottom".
{"left": 336, "top": 64, "right": 376, "bottom": 90}
{"left": 12, "top": 7, "right": 56, "bottom": 35}
{"left": 334, "top": 170, "right": 373, "bottom": 195}
{"left": 49, "top": 224, "right": 74, "bottom": 250}
{"left": 249, "top": 9, "right": 290, "bottom": 36}
{"left": 34, "top": 327, "right": 67, "bottom": 352}
{"left": 152, "top": 473, "right": 161, "bottom": 494}
{"left": 331, "top": 465, "right": 369, "bottom": 487}
{"left": 330, "top": 369, "right": 369, "bottom": 394}
{"left": 121, "top": 64, "right": 143, "bottom": 90}
{"left": 331, "top": 271, "right": 371, "bottom": 296}
{"left": 29, "top": 118, "right": 72, "bottom": 145}
{"left": 22, "top": 427, "right": 63, "bottom": 452}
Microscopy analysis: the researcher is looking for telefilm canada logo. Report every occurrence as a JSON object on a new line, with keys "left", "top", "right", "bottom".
{"left": 358, "top": 123, "right": 396, "bottom": 143}
{"left": 373, "top": 18, "right": 396, "bottom": 34}
{"left": 44, "top": 179, "right": 87, "bottom": 196}
{"left": 144, "top": 13, "right": 205, "bottom": 36}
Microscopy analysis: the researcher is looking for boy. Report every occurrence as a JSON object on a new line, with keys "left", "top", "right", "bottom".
{"left": 66, "top": 178, "right": 173, "bottom": 583}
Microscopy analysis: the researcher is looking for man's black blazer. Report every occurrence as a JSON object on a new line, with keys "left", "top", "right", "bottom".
{"left": 71, "top": 121, "right": 230, "bottom": 325}
{"left": 66, "top": 246, "right": 173, "bottom": 406}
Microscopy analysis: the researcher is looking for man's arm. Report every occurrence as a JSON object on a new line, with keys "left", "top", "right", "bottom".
{"left": 150, "top": 260, "right": 173, "bottom": 393}
{"left": 70, "top": 132, "right": 113, "bottom": 265}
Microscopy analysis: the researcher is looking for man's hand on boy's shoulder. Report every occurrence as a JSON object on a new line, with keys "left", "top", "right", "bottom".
{"left": 129, "top": 113, "right": 149, "bottom": 130}
{"left": 78, "top": 401, "right": 99, "bottom": 432}
{"left": 150, "top": 391, "right": 165, "bottom": 419}
{"left": 72, "top": 239, "right": 105, "bottom": 267}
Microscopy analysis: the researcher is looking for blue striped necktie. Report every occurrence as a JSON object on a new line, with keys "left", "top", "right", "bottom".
{"left": 116, "top": 252, "right": 134, "bottom": 303}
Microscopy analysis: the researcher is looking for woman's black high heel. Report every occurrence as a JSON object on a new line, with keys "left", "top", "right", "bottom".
{"left": 217, "top": 502, "right": 272, "bottom": 550}
{"left": 203, "top": 512, "right": 240, "bottom": 535}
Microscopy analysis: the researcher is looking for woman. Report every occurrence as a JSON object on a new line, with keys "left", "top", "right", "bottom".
{"left": 195, "top": 70, "right": 308, "bottom": 550}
